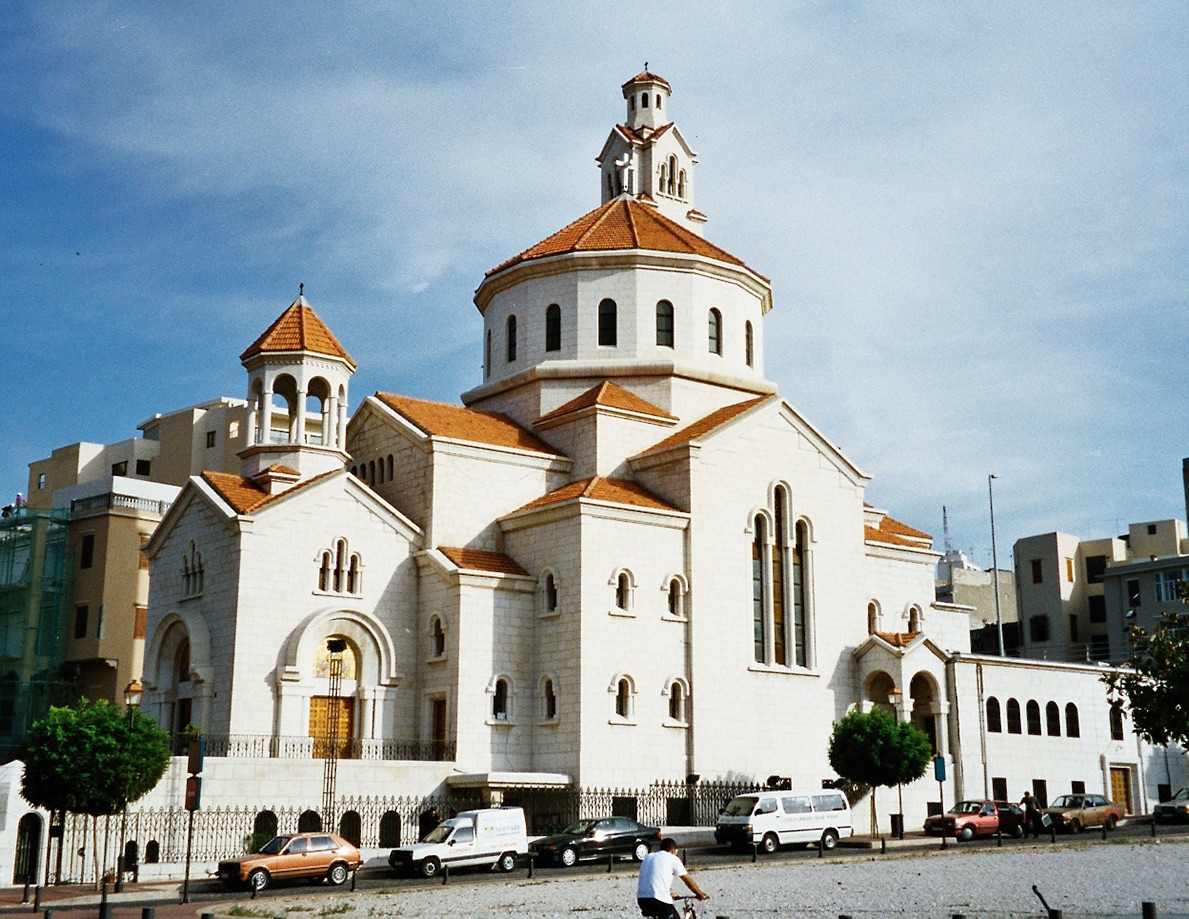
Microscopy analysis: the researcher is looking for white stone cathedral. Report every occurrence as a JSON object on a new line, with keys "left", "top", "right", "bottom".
{"left": 137, "top": 71, "right": 1176, "bottom": 828}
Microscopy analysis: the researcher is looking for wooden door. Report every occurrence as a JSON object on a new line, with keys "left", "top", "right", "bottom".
{"left": 1109, "top": 767, "right": 1133, "bottom": 814}
{"left": 431, "top": 698, "right": 448, "bottom": 760}
{"left": 309, "top": 697, "right": 355, "bottom": 758}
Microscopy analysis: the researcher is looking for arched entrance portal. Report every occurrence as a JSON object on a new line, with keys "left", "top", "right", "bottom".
{"left": 13, "top": 813, "right": 40, "bottom": 884}
{"left": 309, "top": 635, "right": 360, "bottom": 757}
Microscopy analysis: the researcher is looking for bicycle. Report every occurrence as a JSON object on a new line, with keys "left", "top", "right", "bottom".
{"left": 675, "top": 895, "right": 703, "bottom": 919}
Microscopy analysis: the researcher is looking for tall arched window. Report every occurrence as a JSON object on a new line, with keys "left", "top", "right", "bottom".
{"left": 430, "top": 616, "right": 446, "bottom": 658}
{"left": 1109, "top": 703, "right": 1125, "bottom": 740}
{"left": 545, "top": 304, "right": 561, "bottom": 352}
{"left": 1065, "top": 702, "right": 1081, "bottom": 737}
{"left": 772, "top": 490, "right": 788, "bottom": 667}
{"left": 668, "top": 681, "right": 687, "bottom": 722}
{"left": 667, "top": 578, "right": 683, "bottom": 617}
{"left": 708, "top": 309, "right": 722, "bottom": 354}
{"left": 616, "top": 572, "right": 630, "bottom": 611}
{"left": 656, "top": 300, "right": 674, "bottom": 347}
{"left": 615, "top": 677, "right": 632, "bottom": 718}
{"left": 752, "top": 515, "right": 767, "bottom": 663}
{"left": 986, "top": 697, "right": 1002, "bottom": 733}
{"left": 542, "top": 572, "right": 558, "bottom": 614}
{"left": 677, "top": 169, "right": 686, "bottom": 198}
{"left": 1006, "top": 698, "right": 1022, "bottom": 734}
{"left": 1026, "top": 699, "right": 1042, "bottom": 735}
{"left": 598, "top": 299, "right": 617, "bottom": 346}
{"left": 333, "top": 540, "right": 346, "bottom": 592}
{"left": 492, "top": 678, "right": 510, "bottom": 720}
{"left": 745, "top": 321, "right": 754, "bottom": 367}
{"left": 1046, "top": 701, "right": 1061, "bottom": 736}
{"left": 667, "top": 155, "right": 677, "bottom": 194}
{"left": 347, "top": 554, "right": 361, "bottom": 593}
{"left": 867, "top": 601, "right": 879, "bottom": 634}
{"left": 319, "top": 552, "right": 331, "bottom": 591}
{"left": 792, "top": 520, "right": 809, "bottom": 667}
{"left": 506, "top": 315, "right": 517, "bottom": 362}
{"left": 542, "top": 678, "right": 557, "bottom": 721}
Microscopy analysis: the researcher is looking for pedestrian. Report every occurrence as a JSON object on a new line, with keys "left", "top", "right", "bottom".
{"left": 636, "top": 837, "right": 709, "bottom": 919}
{"left": 418, "top": 806, "right": 440, "bottom": 841}
{"left": 1021, "top": 791, "right": 1042, "bottom": 838}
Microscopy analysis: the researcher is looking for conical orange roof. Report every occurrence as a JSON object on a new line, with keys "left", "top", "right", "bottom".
{"left": 240, "top": 296, "right": 356, "bottom": 368}
{"left": 485, "top": 198, "right": 764, "bottom": 280}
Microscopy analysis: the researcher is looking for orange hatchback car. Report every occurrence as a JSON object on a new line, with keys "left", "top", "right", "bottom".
{"left": 218, "top": 833, "right": 362, "bottom": 891}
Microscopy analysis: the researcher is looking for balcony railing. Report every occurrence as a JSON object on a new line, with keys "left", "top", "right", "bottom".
{"left": 69, "top": 493, "right": 172, "bottom": 516}
{"left": 170, "top": 733, "right": 454, "bottom": 762}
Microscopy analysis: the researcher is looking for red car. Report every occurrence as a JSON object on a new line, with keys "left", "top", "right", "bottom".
{"left": 923, "top": 800, "right": 1026, "bottom": 840}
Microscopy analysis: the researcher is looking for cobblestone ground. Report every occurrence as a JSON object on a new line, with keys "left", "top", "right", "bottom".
{"left": 206, "top": 838, "right": 1189, "bottom": 918}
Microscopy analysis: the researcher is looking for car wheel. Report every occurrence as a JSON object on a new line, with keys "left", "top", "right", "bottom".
{"left": 760, "top": 833, "right": 779, "bottom": 854}
{"left": 632, "top": 841, "right": 650, "bottom": 862}
{"left": 1011, "top": 824, "right": 1024, "bottom": 839}
{"left": 820, "top": 829, "right": 839, "bottom": 851}
{"left": 958, "top": 826, "right": 974, "bottom": 842}
{"left": 327, "top": 862, "right": 349, "bottom": 886}
{"left": 247, "top": 868, "right": 269, "bottom": 892}
{"left": 419, "top": 857, "right": 440, "bottom": 878}
{"left": 560, "top": 846, "right": 578, "bottom": 868}
{"left": 1104, "top": 816, "right": 1117, "bottom": 831}
{"left": 497, "top": 852, "right": 517, "bottom": 873}
{"left": 1068, "top": 819, "right": 1082, "bottom": 834}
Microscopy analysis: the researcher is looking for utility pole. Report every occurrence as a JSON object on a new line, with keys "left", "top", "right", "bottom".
{"left": 989, "top": 474, "right": 1005, "bottom": 657}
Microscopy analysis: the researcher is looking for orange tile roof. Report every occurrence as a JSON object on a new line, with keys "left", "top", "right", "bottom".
{"left": 622, "top": 70, "right": 671, "bottom": 91}
{"left": 875, "top": 631, "right": 921, "bottom": 648}
{"left": 202, "top": 471, "right": 271, "bottom": 514}
{"left": 376, "top": 393, "right": 561, "bottom": 456}
{"left": 439, "top": 546, "right": 528, "bottom": 576}
{"left": 536, "top": 381, "right": 676, "bottom": 424}
{"left": 642, "top": 397, "right": 769, "bottom": 454}
{"left": 514, "top": 476, "right": 678, "bottom": 514}
{"left": 240, "top": 296, "right": 356, "bottom": 368}
{"left": 617, "top": 122, "right": 675, "bottom": 144}
{"left": 201, "top": 468, "right": 338, "bottom": 515}
{"left": 486, "top": 199, "right": 762, "bottom": 279}
{"left": 864, "top": 525, "right": 930, "bottom": 549}
{"left": 879, "top": 515, "right": 932, "bottom": 541}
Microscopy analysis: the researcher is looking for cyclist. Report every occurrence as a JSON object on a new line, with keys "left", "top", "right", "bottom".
{"left": 636, "top": 837, "right": 710, "bottom": 918}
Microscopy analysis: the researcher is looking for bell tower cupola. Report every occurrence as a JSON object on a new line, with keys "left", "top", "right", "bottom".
{"left": 623, "top": 67, "right": 671, "bottom": 133}
{"left": 238, "top": 289, "right": 356, "bottom": 481}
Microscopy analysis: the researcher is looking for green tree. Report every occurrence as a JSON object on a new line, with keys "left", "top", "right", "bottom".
{"left": 828, "top": 708, "right": 932, "bottom": 833}
{"left": 1104, "top": 581, "right": 1189, "bottom": 747}
{"left": 21, "top": 699, "right": 170, "bottom": 883}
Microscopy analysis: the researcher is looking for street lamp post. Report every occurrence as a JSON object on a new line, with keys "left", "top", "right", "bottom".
{"left": 988, "top": 474, "right": 1005, "bottom": 657}
{"left": 115, "top": 679, "right": 143, "bottom": 893}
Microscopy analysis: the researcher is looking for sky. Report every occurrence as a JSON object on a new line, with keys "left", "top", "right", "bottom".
{"left": 2, "top": 2, "right": 1186, "bottom": 568}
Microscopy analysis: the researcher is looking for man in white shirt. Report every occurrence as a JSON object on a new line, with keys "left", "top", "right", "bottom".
{"left": 636, "top": 838, "right": 710, "bottom": 918}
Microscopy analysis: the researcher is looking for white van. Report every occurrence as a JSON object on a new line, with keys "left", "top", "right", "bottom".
{"left": 388, "top": 807, "right": 528, "bottom": 878}
{"left": 715, "top": 789, "right": 853, "bottom": 852}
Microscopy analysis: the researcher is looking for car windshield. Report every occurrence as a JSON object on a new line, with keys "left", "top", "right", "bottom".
{"left": 259, "top": 836, "right": 290, "bottom": 855}
{"left": 1050, "top": 796, "right": 1081, "bottom": 808}
{"left": 949, "top": 802, "right": 982, "bottom": 814}
{"left": 1171, "top": 789, "right": 1189, "bottom": 802}
{"left": 723, "top": 796, "right": 758, "bottom": 817}
{"left": 562, "top": 821, "right": 598, "bottom": 835}
{"left": 423, "top": 824, "right": 455, "bottom": 844}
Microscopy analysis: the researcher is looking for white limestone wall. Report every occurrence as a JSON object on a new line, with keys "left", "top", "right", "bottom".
{"left": 144, "top": 492, "right": 244, "bottom": 734}
{"left": 861, "top": 547, "right": 938, "bottom": 636}
{"left": 537, "top": 411, "right": 679, "bottom": 482}
{"left": 500, "top": 509, "right": 584, "bottom": 776}
{"left": 227, "top": 479, "right": 420, "bottom": 741}
{"left": 477, "top": 257, "right": 766, "bottom": 416}
{"left": 661, "top": 402, "right": 871, "bottom": 787}
{"left": 575, "top": 506, "right": 691, "bottom": 785}
{"left": 947, "top": 656, "right": 1186, "bottom": 814}
{"left": 347, "top": 408, "right": 432, "bottom": 530}
{"left": 415, "top": 558, "right": 456, "bottom": 751}
{"left": 428, "top": 445, "right": 568, "bottom": 551}
{"left": 450, "top": 573, "right": 537, "bottom": 773}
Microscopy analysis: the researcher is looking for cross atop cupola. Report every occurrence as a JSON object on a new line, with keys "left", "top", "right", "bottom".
{"left": 622, "top": 67, "right": 672, "bottom": 133}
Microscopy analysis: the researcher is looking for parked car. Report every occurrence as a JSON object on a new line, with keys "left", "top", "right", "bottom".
{"left": 1042, "top": 794, "right": 1124, "bottom": 833}
{"left": 530, "top": 817, "right": 661, "bottom": 866}
{"left": 923, "top": 800, "right": 1026, "bottom": 840}
{"left": 217, "top": 832, "right": 361, "bottom": 891}
{"left": 389, "top": 807, "right": 528, "bottom": 878}
{"left": 1154, "top": 788, "right": 1189, "bottom": 823}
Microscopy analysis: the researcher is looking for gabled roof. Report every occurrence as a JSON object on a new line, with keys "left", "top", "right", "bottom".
{"left": 375, "top": 393, "right": 562, "bottom": 456}
{"left": 513, "top": 476, "right": 678, "bottom": 514}
{"left": 641, "top": 396, "right": 770, "bottom": 454}
{"left": 201, "top": 468, "right": 336, "bottom": 515}
{"left": 240, "top": 296, "right": 355, "bottom": 368}
{"left": 438, "top": 547, "right": 528, "bottom": 576}
{"left": 536, "top": 381, "right": 676, "bottom": 425}
{"left": 485, "top": 199, "right": 760, "bottom": 278}
{"left": 616, "top": 122, "right": 676, "bottom": 145}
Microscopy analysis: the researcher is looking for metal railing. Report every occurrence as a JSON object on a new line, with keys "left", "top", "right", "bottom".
{"left": 168, "top": 732, "right": 455, "bottom": 762}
